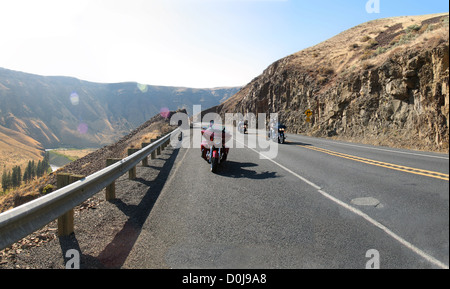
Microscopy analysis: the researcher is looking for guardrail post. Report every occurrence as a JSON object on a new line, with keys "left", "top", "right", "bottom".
{"left": 165, "top": 138, "right": 170, "bottom": 149}
{"left": 57, "top": 173, "right": 72, "bottom": 237}
{"left": 127, "top": 148, "right": 139, "bottom": 179}
{"left": 156, "top": 136, "right": 161, "bottom": 155}
{"left": 141, "top": 143, "right": 150, "bottom": 166}
{"left": 161, "top": 137, "right": 166, "bottom": 150}
{"left": 57, "top": 173, "right": 84, "bottom": 237}
{"left": 106, "top": 158, "right": 121, "bottom": 201}
{"left": 150, "top": 138, "right": 157, "bottom": 159}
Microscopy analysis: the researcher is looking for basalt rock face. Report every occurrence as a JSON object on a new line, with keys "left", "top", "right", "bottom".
{"left": 328, "top": 44, "right": 449, "bottom": 151}
{"left": 218, "top": 14, "right": 449, "bottom": 152}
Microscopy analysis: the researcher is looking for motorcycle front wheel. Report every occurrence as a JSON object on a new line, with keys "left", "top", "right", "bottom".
{"left": 211, "top": 156, "right": 218, "bottom": 173}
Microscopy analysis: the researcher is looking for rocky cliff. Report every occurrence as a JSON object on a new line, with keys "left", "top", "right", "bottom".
{"left": 218, "top": 13, "right": 449, "bottom": 152}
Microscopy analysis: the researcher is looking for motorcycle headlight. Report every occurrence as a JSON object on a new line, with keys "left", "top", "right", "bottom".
{"left": 280, "top": 128, "right": 285, "bottom": 132}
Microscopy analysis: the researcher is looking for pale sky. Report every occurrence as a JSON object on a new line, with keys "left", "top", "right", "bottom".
{"left": 0, "top": 0, "right": 448, "bottom": 88}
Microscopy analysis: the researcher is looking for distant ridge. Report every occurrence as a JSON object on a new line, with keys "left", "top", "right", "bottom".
{"left": 0, "top": 67, "right": 240, "bottom": 149}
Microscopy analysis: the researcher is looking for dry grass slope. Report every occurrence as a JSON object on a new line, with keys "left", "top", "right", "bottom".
{"left": 218, "top": 13, "right": 449, "bottom": 152}
{"left": 0, "top": 111, "right": 179, "bottom": 214}
{"left": 0, "top": 125, "right": 44, "bottom": 188}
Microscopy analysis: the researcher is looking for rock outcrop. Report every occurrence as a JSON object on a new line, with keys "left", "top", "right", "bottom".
{"left": 218, "top": 13, "right": 449, "bottom": 152}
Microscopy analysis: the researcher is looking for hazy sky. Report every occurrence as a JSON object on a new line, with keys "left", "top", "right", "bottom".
{"left": 0, "top": 0, "right": 448, "bottom": 88}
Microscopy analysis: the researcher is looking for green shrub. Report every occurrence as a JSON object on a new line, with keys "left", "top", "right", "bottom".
{"left": 406, "top": 24, "right": 421, "bottom": 33}
{"left": 375, "top": 46, "right": 388, "bottom": 56}
{"left": 41, "top": 184, "right": 54, "bottom": 195}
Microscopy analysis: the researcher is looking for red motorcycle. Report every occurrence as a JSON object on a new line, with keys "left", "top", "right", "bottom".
{"left": 201, "top": 125, "right": 230, "bottom": 173}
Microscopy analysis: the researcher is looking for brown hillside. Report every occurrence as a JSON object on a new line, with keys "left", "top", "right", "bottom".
{"left": 218, "top": 13, "right": 449, "bottom": 152}
{"left": 0, "top": 125, "right": 44, "bottom": 186}
{"left": 0, "top": 110, "right": 181, "bottom": 213}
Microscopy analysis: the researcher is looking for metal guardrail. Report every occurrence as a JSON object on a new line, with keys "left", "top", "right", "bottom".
{"left": 0, "top": 128, "right": 179, "bottom": 250}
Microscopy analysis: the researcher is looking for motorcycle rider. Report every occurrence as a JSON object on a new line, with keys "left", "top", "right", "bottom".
{"left": 238, "top": 120, "right": 244, "bottom": 133}
{"left": 268, "top": 118, "right": 276, "bottom": 139}
{"left": 201, "top": 121, "right": 229, "bottom": 161}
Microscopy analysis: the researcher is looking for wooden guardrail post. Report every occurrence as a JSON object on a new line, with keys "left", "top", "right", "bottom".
{"left": 57, "top": 173, "right": 85, "bottom": 237}
{"left": 156, "top": 136, "right": 161, "bottom": 155}
{"left": 106, "top": 158, "right": 121, "bottom": 201}
{"left": 150, "top": 138, "right": 157, "bottom": 159}
{"left": 164, "top": 138, "right": 170, "bottom": 149}
{"left": 127, "top": 148, "right": 139, "bottom": 179}
{"left": 141, "top": 143, "right": 150, "bottom": 166}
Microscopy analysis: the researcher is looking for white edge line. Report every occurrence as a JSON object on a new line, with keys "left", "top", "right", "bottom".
{"left": 238, "top": 140, "right": 449, "bottom": 269}
{"left": 317, "top": 189, "right": 449, "bottom": 270}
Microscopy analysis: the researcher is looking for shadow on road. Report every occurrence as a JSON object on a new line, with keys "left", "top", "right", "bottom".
{"left": 219, "top": 161, "right": 278, "bottom": 180}
{"left": 284, "top": 141, "right": 312, "bottom": 146}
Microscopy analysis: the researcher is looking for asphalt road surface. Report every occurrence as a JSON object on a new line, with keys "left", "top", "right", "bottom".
{"left": 122, "top": 127, "right": 449, "bottom": 269}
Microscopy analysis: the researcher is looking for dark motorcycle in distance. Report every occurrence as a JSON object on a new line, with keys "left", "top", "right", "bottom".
{"left": 269, "top": 123, "right": 287, "bottom": 144}
{"left": 238, "top": 120, "right": 248, "bottom": 134}
{"left": 201, "top": 125, "right": 230, "bottom": 173}
{"left": 277, "top": 124, "right": 286, "bottom": 144}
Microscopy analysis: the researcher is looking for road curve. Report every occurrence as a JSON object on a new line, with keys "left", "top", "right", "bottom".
{"left": 123, "top": 128, "right": 449, "bottom": 269}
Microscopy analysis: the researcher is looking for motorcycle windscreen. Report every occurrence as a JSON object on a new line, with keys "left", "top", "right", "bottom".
{"left": 201, "top": 126, "right": 232, "bottom": 146}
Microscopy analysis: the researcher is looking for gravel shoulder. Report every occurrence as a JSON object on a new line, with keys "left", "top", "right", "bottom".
{"left": 0, "top": 146, "right": 179, "bottom": 269}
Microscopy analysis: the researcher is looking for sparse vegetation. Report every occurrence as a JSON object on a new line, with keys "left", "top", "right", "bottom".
{"left": 375, "top": 46, "right": 388, "bottom": 56}
{"left": 40, "top": 184, "right": 54, "bottom": 195}
{"left": 360, "top": 15, "right": 449, "bottom": 62}
{"left": 360, "top": 35, "right": 372, "bottom": 42}
{"left": 406, "top": 24, "right": 421, "bottom": 33}
{"left": 318, "top": 67, "right": 334, "bottom": 75}
{"left": 366, "top": 38, "right": 379, "bottom": 49}
{"left": 1, "top": 153, "right": 50, "bottom": 192}
{"left": 361, "top": 50, "right": 374, "bottom": 60}
{"left": 349, "top": 43, "right": 359, "bottom": 50}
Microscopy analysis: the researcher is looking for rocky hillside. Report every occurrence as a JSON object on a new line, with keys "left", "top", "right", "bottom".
{"left": 217, "top": 13, "right": 449, "bottom": 152}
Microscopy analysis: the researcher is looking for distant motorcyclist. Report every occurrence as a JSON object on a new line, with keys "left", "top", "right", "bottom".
{"left": 238, "top": 120, "right": 244, "bottom": 133}
{"left": 268, "top": 118, "right": 276, "bottom": 139}
{"left": 268, "top": 119, "right": 287, "bottom": 143}
{"left": 274, "top": 122, "right": 287, "bottom": 143}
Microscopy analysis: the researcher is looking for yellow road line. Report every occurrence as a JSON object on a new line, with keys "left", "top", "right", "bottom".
{"left": 298, "top": 145, "right": 449, "bottom": 181}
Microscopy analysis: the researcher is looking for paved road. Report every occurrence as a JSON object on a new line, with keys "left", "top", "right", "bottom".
{"left": 123, "top": 128, "right": 449, "bottom": 269}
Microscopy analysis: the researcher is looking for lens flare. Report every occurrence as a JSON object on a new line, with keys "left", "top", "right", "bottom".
{"left": 70, "top": 92, "right": 79, "bottom": 105}
{"left": 77, "top": 122, "right": 88, "bottom": 134}
{"left": 137, "top": 83, "right": 148, "bottom": 93}
{"left": 160, "top": 107, "right": 170, "bottom": 119}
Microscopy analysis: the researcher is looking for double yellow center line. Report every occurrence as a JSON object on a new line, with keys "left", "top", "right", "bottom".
{"left": 298, "top": 145, "right": 449, "bottom": 181}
